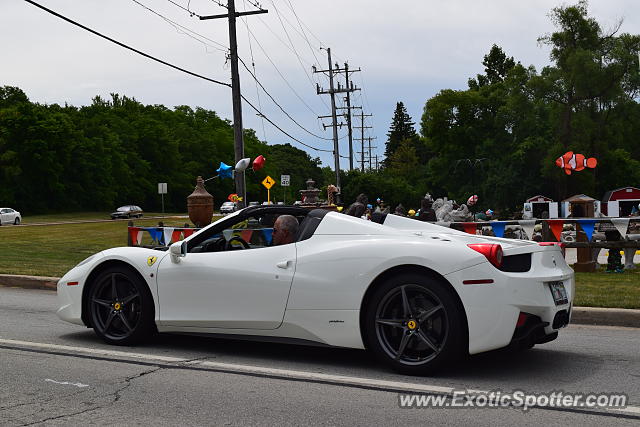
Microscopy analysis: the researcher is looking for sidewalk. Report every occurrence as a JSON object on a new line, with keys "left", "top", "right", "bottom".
{"left": 0, "top": 274, "right": 638, "bottom": 328}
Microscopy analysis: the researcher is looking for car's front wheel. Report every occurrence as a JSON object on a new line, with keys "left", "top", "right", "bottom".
{"left": 88, "top": 267, "right": 155, "bottom": 345}
{"left": 363, "top": 273, "right": 464, "bottom": 375}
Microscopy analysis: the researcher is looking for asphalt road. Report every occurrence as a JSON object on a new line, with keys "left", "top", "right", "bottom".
{"left": 1, "top": 287, "right": 638, "bottom": 426}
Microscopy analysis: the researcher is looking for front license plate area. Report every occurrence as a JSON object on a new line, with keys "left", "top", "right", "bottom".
{"left": 548, "top": 281, "right": 568, "bottom": 306}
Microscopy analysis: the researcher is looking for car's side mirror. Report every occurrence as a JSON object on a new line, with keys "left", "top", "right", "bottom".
{"left": 169, "top": 241, "right": 187, "bottom": 262}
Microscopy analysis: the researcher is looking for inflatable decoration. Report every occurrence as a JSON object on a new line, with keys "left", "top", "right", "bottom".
{"left": 252, "top": 155, "right": 266, "bottom": 171}
{"left": 467, "top": 195, "right": 478, "bottom": 206}
{"left": 216, "top": 162, "right": 233, "bottom": 179}
{"left": 235, "top": 158, "right": 251, "bottom": 172}
{"left": 555, "top": 151, "right": 597, "bottom": 175}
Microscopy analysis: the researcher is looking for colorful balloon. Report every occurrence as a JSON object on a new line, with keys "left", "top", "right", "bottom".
{"left": 235, "top": 158, "right": 251, "bottom": 172}
{"left": 216, "top": 162, "right": 233, "bottom": 179}
{"left": 467, "top": 195, "right": 478, "bottom": 206}
{"left": 252, "top": 155, "right": 266, "bottom": 171}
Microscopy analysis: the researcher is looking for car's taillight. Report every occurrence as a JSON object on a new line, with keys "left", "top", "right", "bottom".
{"left": 467, "top": 243, "right": 503, "bottom": 268}
{"left": 539, "top": 242, "right": 566, "bottom": 256}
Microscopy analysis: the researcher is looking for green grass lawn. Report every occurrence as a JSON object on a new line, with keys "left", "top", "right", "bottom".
{"left": 0, "top": 214, "right": 638, "bottom": 308}
{"left": 574, "top": 268, "right": 640, "bottom": 309}
{"left": 0, "top": 214, "right": 222, "bottom": 277}
{"left": 21, "top": 212, "right": 187, "bottom": 223}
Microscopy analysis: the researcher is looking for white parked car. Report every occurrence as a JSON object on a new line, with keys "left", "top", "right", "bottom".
{"left": 0, "top": 207, "right": 21, "bottom": 225}
{"left": 219, "top": 201, "right": 237, "bottom": 214}
{"left": 57, "top": 206, "right": 574, "bottom": 374}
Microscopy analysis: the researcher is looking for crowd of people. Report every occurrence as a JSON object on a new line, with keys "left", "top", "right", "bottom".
{"left": 344, "top": 193, "right": 439, "bottom": 222}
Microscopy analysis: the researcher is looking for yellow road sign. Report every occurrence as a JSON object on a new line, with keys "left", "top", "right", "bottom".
{"left": 262, "top": 175, "right": 275, "bottom": 189}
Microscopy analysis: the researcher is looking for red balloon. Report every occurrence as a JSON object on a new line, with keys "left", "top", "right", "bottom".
{"left": 252, "top": 155, "right": 266, "bottom": 171}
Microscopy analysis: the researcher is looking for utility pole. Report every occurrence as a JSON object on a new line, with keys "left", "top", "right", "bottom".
{"left": 342, "top": 62, "right": 360, "bottom": 170}
{"left": 200, "top": 1, "right": 267, "bottom": 208}
{"left": 367, "top": 137, "right": 377, "bottom": 171}
{"left": 314, "top": 50, "right": 359, "bottom": 201}
{"left": 353, "top": 110, "right": 372, "bottom": 172}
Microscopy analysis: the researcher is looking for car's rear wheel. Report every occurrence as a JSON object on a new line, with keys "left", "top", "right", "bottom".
{"left": 363, "top": 273, "right": 463, "bottom": 375}
{"left": 14, "top": 217, "right": 20, "bottom": 225}
{"left": 88, "top": 267, "right": 155, "bottom": 345}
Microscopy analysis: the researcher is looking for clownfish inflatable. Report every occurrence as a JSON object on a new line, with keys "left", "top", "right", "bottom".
{"left": 555, "top": 151, "right": 597, "bottom": 175}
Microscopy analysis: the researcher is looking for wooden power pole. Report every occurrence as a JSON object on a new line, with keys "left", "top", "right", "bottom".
{"left": 200, "top": 1, "right": 267, "bottom": 207}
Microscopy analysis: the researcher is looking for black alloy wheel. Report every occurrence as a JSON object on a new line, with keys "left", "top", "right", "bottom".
{"left": 89, "top": 267, "right": 155, "bottom": 345}
{"left": 364, "top": 273, "right": 463, "bottom": 375}
{"left": 14, "top": 217, "right": 20, "bottom": 225}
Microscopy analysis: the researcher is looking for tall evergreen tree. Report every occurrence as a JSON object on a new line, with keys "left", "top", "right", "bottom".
{"left": 384, "top": 102, "right": 419, "bottom": 167}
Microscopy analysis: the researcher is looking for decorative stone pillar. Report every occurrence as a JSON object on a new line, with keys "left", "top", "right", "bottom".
{"left": 187, "top": 176, "right": 213, "bottom": 227}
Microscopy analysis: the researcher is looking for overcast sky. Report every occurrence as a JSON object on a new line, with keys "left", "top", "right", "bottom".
{"left": 2, "top": 0, "right": 638, "bottom": 168}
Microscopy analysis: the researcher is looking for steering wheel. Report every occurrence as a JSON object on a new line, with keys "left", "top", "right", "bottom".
{"left": 225, "top": 236, "right": 250, "bottom": 250}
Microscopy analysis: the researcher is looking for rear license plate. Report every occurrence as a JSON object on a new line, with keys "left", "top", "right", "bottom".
{"left": 548, "top": 281, "right": 568, "bottom": 306}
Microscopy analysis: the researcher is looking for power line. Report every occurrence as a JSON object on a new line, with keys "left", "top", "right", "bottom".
{"left": 240, "top": 0, "right": 266, "bottom": 141}
{"left": 243, "top": 22, "right": 322, "bottom": 117}
{"left": 283, "top": 0, "right": 321, "bottom": 66}
{"left": 238, "top": 57, "right": 333, "bottom": 141}
{"left": 166, "top": 0, "right": 201, "bottom": 17}
{"left": 22, "top": 0, "right": 333, "bottom": 154}
{"left": 23, "top": 0, "right": 231, "bottom": 88}
{"left": 134, "top": 0, "right": 228, "bottom": 52}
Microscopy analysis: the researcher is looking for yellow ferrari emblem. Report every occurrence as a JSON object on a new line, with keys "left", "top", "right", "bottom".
{"left": 114, "top": 302, "right": 122, "bottom": 311}
{"left": 147, "top": 256, "right": 157, "bottom": 266}
{"left": 407, "top": 320, "right": 417, "bottom": 330}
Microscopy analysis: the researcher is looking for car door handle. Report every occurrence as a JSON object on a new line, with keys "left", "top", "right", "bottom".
{"left": 276, "top": 260, "right": 291, "bottom": 269}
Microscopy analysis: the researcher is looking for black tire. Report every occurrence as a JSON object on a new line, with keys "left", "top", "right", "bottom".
{"left": 87, "top": 266, "right": 156, "bottom": 345}
{"left": 363, "top": 273, "right": 464, "bottom": 375}
{"left": 14, "top": 217, "right": 20, "bottom": 225}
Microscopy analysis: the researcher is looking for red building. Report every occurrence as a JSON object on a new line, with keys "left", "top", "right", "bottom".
{"left": 602, "top": 187, "right": 640, "bottom": 217}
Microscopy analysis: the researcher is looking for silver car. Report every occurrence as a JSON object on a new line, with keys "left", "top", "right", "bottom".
{"left": 0, "top": 208, "right": 21, "bottom": 225}
{"left": 220, "top": 202, "right": 237, "bottom": 214}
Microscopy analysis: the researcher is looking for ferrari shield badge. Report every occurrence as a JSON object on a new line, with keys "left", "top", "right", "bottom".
{"left": 147, "top": 256, "right": 157, "bottom": 267}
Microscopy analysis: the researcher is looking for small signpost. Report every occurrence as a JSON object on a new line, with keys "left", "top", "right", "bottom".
{"left": 281, "top": 175, "right": 290, "bottom": 203}
{"left": 261, "top": 175, "right": 275, "bottom": 204}
{"left": 158, "top": 182, "right": 167, "bottom": 213}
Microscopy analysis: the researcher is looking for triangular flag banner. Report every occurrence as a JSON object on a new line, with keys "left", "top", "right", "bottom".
{"left": 576, "top": 219, "right": 597, "bottom": 241}
{"left": 145, "top": 228, "right": 161, "bottom": 243}
{"left": 547, "top": 220, "right": 564, "bottom": 242}
{"left": 611, "top": 218, "right": 630, "bottom": 238}
{"left": 262, "top": 228, "right": 273, "bottom": 245}
{"left": 163, "top": 227, "right": 175, "bottom": 246}
{"left": 518, "top": 220, "right": 536, "bottom": 240}
{"left": 171, "top": 229, "right": 182, "bottom": 243}
{"left": 183, "top": 229, "right": 195, "bottom": 238}
{"left": 462, "top": 223, "right": 477, "bottom": 235}
{"left": 240, "top": 229, "right": 253, "bottom": 242}
{"left": 128, "top": 227, "right": 142, "bottom": 246}
{"left": 491, "top": 221, "right": 507, "bottom": 238}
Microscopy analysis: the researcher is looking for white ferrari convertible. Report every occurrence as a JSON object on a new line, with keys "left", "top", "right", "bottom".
{"left": 57, "top": 206, "right": 574, "bottom": 374}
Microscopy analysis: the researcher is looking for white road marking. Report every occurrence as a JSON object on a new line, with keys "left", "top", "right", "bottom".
{"left": 0, "top": 338, "right": 187, "bottom": 363}
{"left": 45, "top": 378, "right": 89, "bottom": 388}
{"left": 2, "top": 338, "right": 639, "bottom": 417}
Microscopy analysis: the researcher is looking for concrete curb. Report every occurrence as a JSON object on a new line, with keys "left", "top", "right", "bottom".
{"left": 570, "top": 307, "right": 640, "bottom": 328}
{"left": 0, "top": 274, "right": 638, "bottom": 328}
{"left": 0, "top": 274, "right": 58, "bottom": 291}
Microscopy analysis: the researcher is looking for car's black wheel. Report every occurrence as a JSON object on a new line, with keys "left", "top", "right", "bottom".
{"left": 88, "top": 266, "right": 155, "bottom": 345}
{"left": 363, "top": 273, "right": 464, "bottom": 375}
{"left": 14, "top": 217, "right": 20, "bottom": 225}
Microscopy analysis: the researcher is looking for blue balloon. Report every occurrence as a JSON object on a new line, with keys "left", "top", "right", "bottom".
{"left": 216, "top": 162, "right": 233, "bottom": 179}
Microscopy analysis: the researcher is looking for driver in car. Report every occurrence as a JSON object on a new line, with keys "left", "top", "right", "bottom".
{"left": 272, "top": 215, "right": 299, "bottom": 245}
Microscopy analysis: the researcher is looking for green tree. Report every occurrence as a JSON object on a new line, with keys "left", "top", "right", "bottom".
{"left": 384, "top": 102, "right": 421, "bottom": 166}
